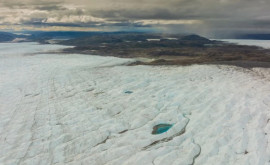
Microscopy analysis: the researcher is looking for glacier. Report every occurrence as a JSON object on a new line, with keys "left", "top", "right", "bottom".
{"left": 217, "top": 39, "right": 270, "bottom": 49}
{"left": 0, "top": 42, "right": 270, "bottom": 165}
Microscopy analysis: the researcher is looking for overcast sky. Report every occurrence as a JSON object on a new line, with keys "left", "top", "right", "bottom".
{"left": 0, "top": 0, "right": 270, "bottom": 37}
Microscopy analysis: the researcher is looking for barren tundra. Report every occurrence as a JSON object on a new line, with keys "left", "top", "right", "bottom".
{"left": 1, "top": 42, "right": 270, "bottom": 165}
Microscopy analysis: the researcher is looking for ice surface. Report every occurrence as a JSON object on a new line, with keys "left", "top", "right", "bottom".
{"left": 0, "top": 42, "right": 270, "bottom": 165}
{"left": 218, "top": 39, "right": 270, "bottom": 49}
{"left": 0, "top": 42, "right": 72, "bottom": 57}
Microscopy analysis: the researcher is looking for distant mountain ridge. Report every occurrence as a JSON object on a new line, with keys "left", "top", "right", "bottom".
{"left": 0, "top": 31, "right": 211, "bottom": 43}
{"left": 0, "top": 32, "right": 16, "bottom": 42}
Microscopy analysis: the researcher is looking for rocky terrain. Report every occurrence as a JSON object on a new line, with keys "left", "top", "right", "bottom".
{"left": 2, "top": 31, "right": 270, "bottom": 68}
{"left": 57, "top": 33, "right": 270, "bottom": 68}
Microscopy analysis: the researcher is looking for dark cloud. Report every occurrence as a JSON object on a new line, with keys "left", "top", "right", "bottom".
{"left": 0, "top": 0, "right": 270, "bottom": 37}
{"left": 35, "top": 5, "right": 66, "bottom": 11}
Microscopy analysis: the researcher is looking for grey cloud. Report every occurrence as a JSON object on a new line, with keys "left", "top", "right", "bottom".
{"left": 0, "top": 0, "right": 270, "bottom": 37}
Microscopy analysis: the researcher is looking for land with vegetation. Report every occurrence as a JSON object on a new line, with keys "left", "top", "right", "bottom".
{"left": 1, "top": 31, "right": 270, "bottom": 67}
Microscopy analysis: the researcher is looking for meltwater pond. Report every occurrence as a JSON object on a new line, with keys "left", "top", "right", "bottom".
{"left": 124, "top": 90, "right": 133, "bottom": 94}
{"left": 152, "top": 124, "right": 173, "bottom": 134}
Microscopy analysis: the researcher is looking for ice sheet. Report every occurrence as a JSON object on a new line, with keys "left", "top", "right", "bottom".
{"left": 218, "top": 39, "right": 270, "bottom": 49}
{"left": 0, "top": 42, "right": 270, "bottom": 165}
